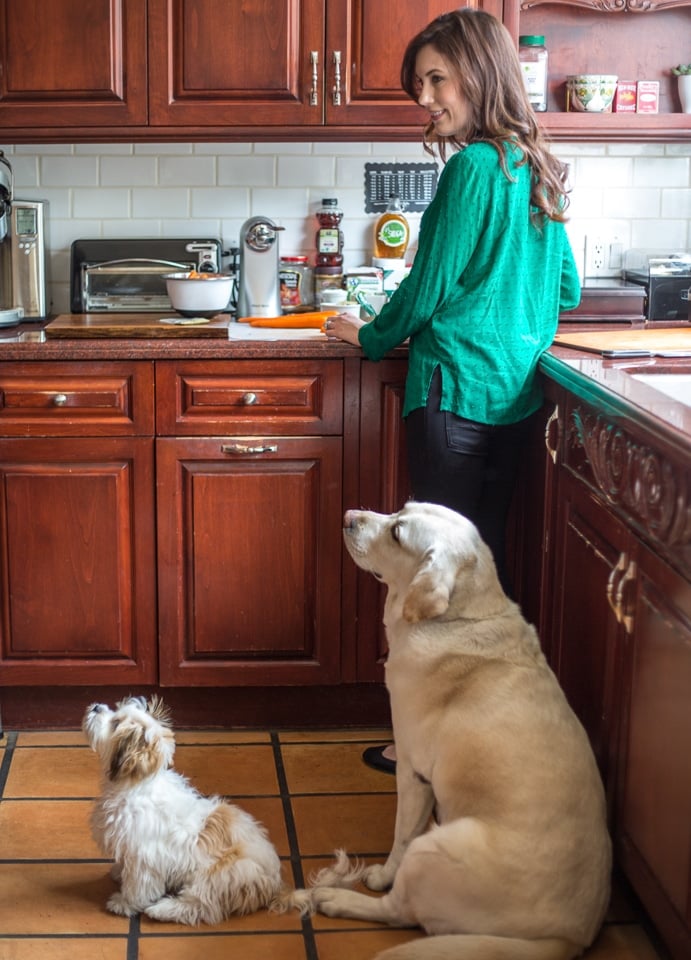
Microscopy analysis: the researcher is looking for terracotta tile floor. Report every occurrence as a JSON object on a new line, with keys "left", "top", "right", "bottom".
{"left": 0, "top": 726, "right": 670, "bottom": 959}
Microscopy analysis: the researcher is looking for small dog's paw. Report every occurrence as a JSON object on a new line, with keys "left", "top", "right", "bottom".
{"left": 362, "top": 863, "right": 392, "bottom": 891}
{"left": 106, "top": 892, "right": 136, "bottom": 917}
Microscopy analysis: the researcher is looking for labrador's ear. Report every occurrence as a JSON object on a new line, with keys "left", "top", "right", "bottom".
{"left": 402, "top": 546, "right": 456, "bottom": 623}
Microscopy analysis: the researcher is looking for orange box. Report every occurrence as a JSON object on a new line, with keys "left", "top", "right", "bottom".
{"left": 614, "top": 81, "right": 637, "bottom": 113}
{"left": 636, "top": 80, "right": 659, "bottom": 113}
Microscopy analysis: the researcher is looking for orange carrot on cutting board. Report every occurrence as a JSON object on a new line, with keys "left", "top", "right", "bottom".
{"left": 244, "top": 311, "right": 338, "bottom": 328}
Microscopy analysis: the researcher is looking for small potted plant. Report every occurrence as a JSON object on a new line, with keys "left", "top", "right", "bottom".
{"left": 672, "top": 63, "right": 691, "bottom": 112}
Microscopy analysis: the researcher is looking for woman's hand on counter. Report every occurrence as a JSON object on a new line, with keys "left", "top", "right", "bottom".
{"left": 323, "top": 313, "right": 366, "bottom": 347}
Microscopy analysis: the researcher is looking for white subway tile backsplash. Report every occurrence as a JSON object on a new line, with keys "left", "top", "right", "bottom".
{"left": 218, "top": 155, "right": 276, "bottom": 187}
{"left": 661, "top": 188, "right": 691, "bottom": 219}
{"left": 73, "top": 188, "right": 131, "bottom": 219}
{"left": 630, "top": 218, "right": 688, "bottom": 250}
{"left": 633, "top": 156, "right": 689, "bottom": 186}
{"left": 40, "top": 156, "right": 99, "bottom": 187}
{"left": 603, "top": 187, "right": 661, "bottom": 219}
{"left": 100, "top": 156, "right": 156, "bottom": 187}
{"left": 192, "top": 187, "right": 248, "bottom": 219}
{"left": 0, "top": 140, "right": 686, "bottom": 314}
{"left": 159, "top": 155, "right": 216, "bottom": 186}
{"left": 132, "top": 187, "right": 189, "bottom": 218}
{"left": 278, "top": 155, "right": 336, "bottom": 187}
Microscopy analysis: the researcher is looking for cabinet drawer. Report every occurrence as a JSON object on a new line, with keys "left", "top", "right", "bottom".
{"left": 0, "top": 361, "right": 155, "bottom": 436}
{"left": 156, "top": 360, "right": 343, "bottom": 435}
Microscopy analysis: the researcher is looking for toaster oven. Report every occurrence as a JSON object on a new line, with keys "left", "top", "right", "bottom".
{"left": 622, "top": 249, "right": 691, "bottom": 322}
{"left": 71, "top": 238, "right": 224, "bottom": 312}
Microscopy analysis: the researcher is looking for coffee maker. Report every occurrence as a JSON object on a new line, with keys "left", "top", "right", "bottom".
{"left": 237, "top": 216, "right": 283, "bottom": 319}
{"left": 0, "top": 150, "right": 48, "bottom": 324}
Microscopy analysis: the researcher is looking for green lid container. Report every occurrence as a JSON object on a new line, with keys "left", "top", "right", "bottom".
{"left": 519, "top": 35, "right": 545, "bottom": 45}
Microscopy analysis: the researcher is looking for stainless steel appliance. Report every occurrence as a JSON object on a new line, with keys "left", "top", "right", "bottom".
{"left": 622, "top": 250, "right": 691, "bottom": 322}
{"left": 0, "top": 150, "right": 48, "bottom": 324}
{"left": 237, "top": 216, "right": 283, "bottom": 319}
{"left": 71, "top": 237, "right": 224, "bottom": 312}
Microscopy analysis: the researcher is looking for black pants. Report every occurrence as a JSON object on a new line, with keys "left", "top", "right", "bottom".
{"left": 405, "top": 367, "right": 531, "bottom": 595}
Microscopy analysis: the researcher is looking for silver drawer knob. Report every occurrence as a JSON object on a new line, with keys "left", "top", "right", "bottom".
{"left": 242, "top": 391, "right": 258, "bottom": 405}
{"left": 53, "top": 393, "right": 68, "bottom": 406}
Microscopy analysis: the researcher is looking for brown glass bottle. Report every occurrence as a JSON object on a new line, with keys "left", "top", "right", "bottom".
{"left": 315, "top": 197, "right": 344, "bottom": 267}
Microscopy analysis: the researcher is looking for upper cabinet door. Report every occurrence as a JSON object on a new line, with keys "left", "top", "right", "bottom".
{"left": 0, "top": 0, "right": 147, "bottom": 128}
{"left": 148, "top": 0, "right": 325, "bottom": 127}
{"left": 324, "top": 0, "right": 503, "bottom": 128}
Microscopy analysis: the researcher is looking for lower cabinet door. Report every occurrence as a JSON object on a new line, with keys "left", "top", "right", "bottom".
{"left": 616, "top": 539, "right": 691, "bottom": 960}
{"left": 356, "top": 359, "right": 410, "bottom": 681}
{"left": 549, "top": 472, "right": 627, "bottom": 817}
{"left": 0, "top": 437, "right": 157, "bottom": 684}
{"left": 156, "top": 436, "right": 343, "bottom": 684}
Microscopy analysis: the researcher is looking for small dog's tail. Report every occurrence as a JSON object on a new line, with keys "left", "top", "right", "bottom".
{"left": 374, "top": 934, "right": 582, "bottom": 960}
{"left": 272, "top": 848, "right": 369, "bottom": 916}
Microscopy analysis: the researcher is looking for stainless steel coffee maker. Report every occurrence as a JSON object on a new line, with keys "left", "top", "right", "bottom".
{"left": 0, "top": 150, "right": 48, "bottom": 324}
{"left": 237, "top": 216, "right": 284, "bottom": 319}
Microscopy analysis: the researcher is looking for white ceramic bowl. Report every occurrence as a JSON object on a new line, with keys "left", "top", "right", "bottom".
{"left": 566, "top": 75, "right": 618, "bottom": 113}
{"left": 164, "top": 272, "right": 233, "bottom": 317}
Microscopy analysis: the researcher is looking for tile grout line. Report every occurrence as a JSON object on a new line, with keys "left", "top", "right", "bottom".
{"left": 0, "top": 732, "right": 18, "bottom": 798}
{"left": 270, "top": 730, "right": 319, "bottom": 960}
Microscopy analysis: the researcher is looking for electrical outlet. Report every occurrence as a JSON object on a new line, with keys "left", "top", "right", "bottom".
{"left": 585, "top": 235, "right": 606, "bottom": 277}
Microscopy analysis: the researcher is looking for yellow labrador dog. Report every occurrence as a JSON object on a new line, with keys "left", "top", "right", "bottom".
{"left": 296, "top": 502, "right": 611, "bottom": 960}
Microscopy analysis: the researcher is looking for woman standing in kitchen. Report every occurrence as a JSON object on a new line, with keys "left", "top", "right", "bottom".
{"left": 324, "top": 7, "right": 581, "bottom": 773}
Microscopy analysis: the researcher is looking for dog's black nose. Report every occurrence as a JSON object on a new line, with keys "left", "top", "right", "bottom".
{"left": 343, "top": 510, "right": 357, "bottom": 531}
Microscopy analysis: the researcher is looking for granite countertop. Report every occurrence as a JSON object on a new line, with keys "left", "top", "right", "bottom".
{"left": 0, "top": 320, "right": 365, "bottom": 360}
{"left": 1, "top": 315, "right": 689, "bottom": 452}
{"left": 541, "top": 340, "right": 691, "bottom": 453}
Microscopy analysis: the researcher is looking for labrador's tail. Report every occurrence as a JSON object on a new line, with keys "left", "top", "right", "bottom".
{"left": 375, "top": 934, "right": 582, "bottom": 960}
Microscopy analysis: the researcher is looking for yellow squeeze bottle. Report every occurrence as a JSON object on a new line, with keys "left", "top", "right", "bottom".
{"left": 374, "top": 194, "right": 409, "bottom": 260}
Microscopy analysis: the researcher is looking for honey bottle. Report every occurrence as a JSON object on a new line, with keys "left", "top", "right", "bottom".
{"left": 374, "top": 194, "right": 409, "bottom": 260}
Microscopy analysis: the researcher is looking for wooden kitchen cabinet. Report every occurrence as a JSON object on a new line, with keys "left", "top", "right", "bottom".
{"left": 529, "top": 375, "right": 691, "bottom": 960}
{"left": 0, "top": 362, "right": 157, "bottom": 684}
{"left": 155, "top": 359, "right": 344, "bottom": 685}
{"left": 147, "top": 0, "right": 501, "bottom": 131}
{"left": 0, "top": 0, "right": 147, "bottom": 129}
{"left": 616, "top": 537, "right": 691, "bottom": 960}
{"left": 355, "top": 357, "right": 411, "bottom": 681}
{"left": 2, "top": 0, "right": 689, "bottom": 140}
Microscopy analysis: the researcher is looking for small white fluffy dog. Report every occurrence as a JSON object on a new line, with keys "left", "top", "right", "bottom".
{"left": 82, "top": 696, "right": 284, "bottom": 924}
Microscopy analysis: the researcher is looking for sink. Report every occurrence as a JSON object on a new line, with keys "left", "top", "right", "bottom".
{"left": 631, "top": 373, "right": 691, "bottom": 407}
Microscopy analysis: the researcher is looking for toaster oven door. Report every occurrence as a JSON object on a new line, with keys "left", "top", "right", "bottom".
{"left": 80, "top": 258, "right": 193, "bottom": 312}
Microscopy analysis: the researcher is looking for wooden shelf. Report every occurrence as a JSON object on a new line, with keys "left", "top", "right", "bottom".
{"left": 541, "top": 111, "right": 691, "bottom": 142}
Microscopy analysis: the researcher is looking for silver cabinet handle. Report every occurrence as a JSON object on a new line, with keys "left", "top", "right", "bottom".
{"left": 544, "top": 403, "right": 559, "bottom": 464}
{"left": 332, "top": 50, "right": 342, "bottom": 106}
{"left": 310, "top": 50, "right": 319, "bottom": 106}
{"left": 242, "top": 392, "right": 258, "bottom": 405}
{"left": 53, "top": 393, "right": 68, "bottom": 406}
{"left": 221, "top": 443, "right": 278, "bottom": 455}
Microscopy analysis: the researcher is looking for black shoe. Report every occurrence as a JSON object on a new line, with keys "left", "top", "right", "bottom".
{"left": 362, "top": 744, "right": 396, "bottom": 774}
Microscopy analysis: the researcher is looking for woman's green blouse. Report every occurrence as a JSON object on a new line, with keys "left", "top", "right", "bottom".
{"left": 358, "top": 142, "right": 581, "bottom": 426}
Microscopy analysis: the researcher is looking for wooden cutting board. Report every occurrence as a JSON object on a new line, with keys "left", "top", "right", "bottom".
{"left": 554, "top": 327, "right": 691, "bottom": 356}
{"left": 45, "top": 314, "right": 231, "bottom": 339}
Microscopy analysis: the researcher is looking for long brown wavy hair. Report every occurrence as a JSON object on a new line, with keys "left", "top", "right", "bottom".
{"left": 400, "top": 8, "right": 570, "bottom": 223}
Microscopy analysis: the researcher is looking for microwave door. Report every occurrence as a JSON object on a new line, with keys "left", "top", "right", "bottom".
{"left": 80, "top": 258, "right": 193, "bottom": 312}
